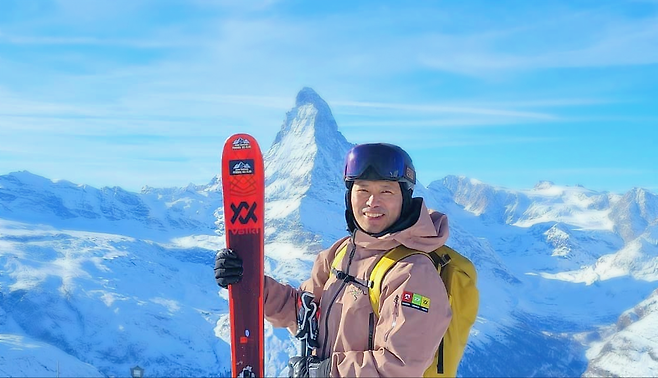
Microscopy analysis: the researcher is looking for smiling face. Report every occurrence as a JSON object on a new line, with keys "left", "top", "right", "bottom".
{"left": 350, "top": 179, "right": 403, "bottom": 234}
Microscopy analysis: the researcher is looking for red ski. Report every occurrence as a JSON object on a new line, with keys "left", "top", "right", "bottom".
{"left": 221, "top": 134, "right": 265, "bottom": 378}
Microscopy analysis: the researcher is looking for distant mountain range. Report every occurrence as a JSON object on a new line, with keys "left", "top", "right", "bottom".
{"left": 1, "top": 87, "right": 656, "bottom": 377}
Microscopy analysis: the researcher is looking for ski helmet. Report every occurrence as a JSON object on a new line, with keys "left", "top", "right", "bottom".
{"left": 343, "top": 143, "right": 416, "bottom": 190}
{"left": 343, "top": 143, "right": 417, "bottom": 236}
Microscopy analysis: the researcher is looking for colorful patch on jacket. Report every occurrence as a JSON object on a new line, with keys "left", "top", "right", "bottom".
{"left": 401, "top": 291, "right": 430, "bottom": 313}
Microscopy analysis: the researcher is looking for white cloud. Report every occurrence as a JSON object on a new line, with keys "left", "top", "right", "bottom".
{"left": 481, "top": 168, "right": 658, "bottom": 176}
{"left": 417, "top": 13, "right": 658, "bottom": 75}
{"left": 0, "top": 32, "right": 183, "bottom": 48}
{"left": 333, "top": 100, "right": 557, "bottom": 120}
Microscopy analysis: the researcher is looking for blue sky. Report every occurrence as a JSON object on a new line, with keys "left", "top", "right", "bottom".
{"left": 0, "top": 0, "right": 657, "bottom": 193}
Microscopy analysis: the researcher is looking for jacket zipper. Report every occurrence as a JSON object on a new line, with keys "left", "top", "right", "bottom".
{"left": 321, "top": 232, "right": 357, "bottom": 358}
{"left": 368, "top": 312, "right": 375, "bottom": 349}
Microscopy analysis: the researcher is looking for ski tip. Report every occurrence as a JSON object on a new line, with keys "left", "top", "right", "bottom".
{"left": 223, "top": 134, "right": 263, "bottom": 156}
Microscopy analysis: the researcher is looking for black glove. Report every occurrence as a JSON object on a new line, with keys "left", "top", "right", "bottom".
{"left": 214, "top": 248, "right": 243, "bottom": 289}
{"left": 288, "top": 356, "right": 331, "bottom": 378}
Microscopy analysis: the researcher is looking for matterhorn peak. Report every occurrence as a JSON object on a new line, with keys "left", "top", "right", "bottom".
{"left": 265, "top": 88, "right": 352, "bottom": 185}
{"left": 295, "top": 87, "right": 326, "bottom": 108}
{"left": 270, "top": 87, "right": 341, "bottom": 145}
{"left": 263, "top": 87, "right": 354, "bottom": 244}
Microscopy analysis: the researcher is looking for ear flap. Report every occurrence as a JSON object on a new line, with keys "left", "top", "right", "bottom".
{"left": 399, "top": 182, "right": 414, "bottom": 219}
{"left": 344, "top": 181, "right": 358, "bottom": 233}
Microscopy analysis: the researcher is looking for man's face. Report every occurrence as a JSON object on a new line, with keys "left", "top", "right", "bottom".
{"left": 351, "top": 179, "right": 403, "bottom": 234}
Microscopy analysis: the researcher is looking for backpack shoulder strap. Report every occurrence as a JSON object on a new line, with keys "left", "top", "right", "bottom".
{"left": 330, "top": 237, "right": 351, "bottom": 276}
{"left": 368, "top": 245, "right": 430, "bottom": 318}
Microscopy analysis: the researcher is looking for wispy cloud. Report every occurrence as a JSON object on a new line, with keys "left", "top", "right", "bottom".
{"left": 0, "top": 86, "right": 289, "bottom": 137}
{"left": 417, "top": 11, "right": 658, "bottom": 75}
{"left": 470, "top": 98, "right": 620, "bottom": 108}
{"left": 340, "top": 117, "right": 551, "bottom": 129}
{"left": 482, "top": 168, "right": 657, "bottom": 176}
{"left": 345, "top": 131, "right": 562, "bottom": 147}
{"left": 430, "top": 136, "right": 563, "bottom": 148}
{"left": 333, "top": 101, "right": 556, "bottom": 120}
{"left": 149, "top": 93, "right": 293, "bottom": 110}
{"left": 0, "top": 32, "right": 184, "bottom": 48}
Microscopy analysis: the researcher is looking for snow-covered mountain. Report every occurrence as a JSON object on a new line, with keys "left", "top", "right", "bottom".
{"left": 264, "top": 87, "right": 354, "bottom": 247}
{"left": 439, "top": 176, "right": 616, "bottom": 230}
{"left": 0, "top": 171, "right": 221, "bottom": 241}
{"left": 609, "top": 188, "right": 658, "bottom": 242}
{"left": 583, "top": 287, "right": 658, "bottom": 377}
{"left": 1, "top": 87, "right": 657, "bottom": 377}
{"left": 427, "top": 176, "right": 658, "bottom": 376}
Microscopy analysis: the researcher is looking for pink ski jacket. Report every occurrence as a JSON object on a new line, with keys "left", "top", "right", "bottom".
{"left": 264, "top": 200, "right": 452, "bottom": 377}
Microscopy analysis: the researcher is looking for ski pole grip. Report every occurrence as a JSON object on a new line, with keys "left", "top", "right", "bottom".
{"left": 296, "top": 291, "right": 319, "bottom": 357}
{"left": 300, "top": 291, "right": 315, "bottom": 311}
{"left": 296, "top": 291, "right": 316, "bottom": 336}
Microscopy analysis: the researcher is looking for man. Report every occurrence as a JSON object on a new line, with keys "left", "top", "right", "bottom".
{"left": 215, "top": 143, "right": 452, "bottom": 377}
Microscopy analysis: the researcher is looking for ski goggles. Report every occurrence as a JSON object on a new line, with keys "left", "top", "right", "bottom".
{"left": 343, "top": 143, "right": 416, "bottom": 184}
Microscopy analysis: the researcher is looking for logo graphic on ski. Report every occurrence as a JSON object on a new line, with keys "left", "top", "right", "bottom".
{"left": 221, "top": 134, "right": 264, "bottom": 377}
{"left": 230, "top": 160, "right": 254, "bottom": 175}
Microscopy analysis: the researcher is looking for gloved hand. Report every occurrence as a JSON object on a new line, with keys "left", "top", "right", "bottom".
{"left": 214, "top": 248, "right": 243, "bottom": 289}
{"left": 288, "top": 356, "right": 331, "bottom": 378}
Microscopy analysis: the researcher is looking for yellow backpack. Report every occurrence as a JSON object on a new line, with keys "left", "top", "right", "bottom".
{"left": 332, "top": 243, "right": 479, "bottom": 377}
